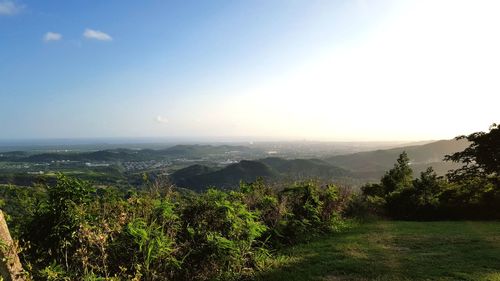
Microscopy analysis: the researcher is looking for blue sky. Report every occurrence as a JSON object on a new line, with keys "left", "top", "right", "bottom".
{"left": 1, "top": 0, "right": 499, "bottom": 141}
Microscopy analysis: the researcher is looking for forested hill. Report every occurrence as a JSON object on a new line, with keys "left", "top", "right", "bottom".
{"left": 325, "top": 138, "right": 469, "bottom": 179}
{"left": 170, "top": 158, "right": 351, "bottom": 191}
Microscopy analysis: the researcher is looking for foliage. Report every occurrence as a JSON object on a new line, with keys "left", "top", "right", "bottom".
{"left": 3, "top": 175, "right": 349, "bottom": 280}
{"left": 276, "top": 181, "right": 348, "bottom": 243}
{"left": 0, "top": 184, "right": 46, "bottom": 236}
{"left": 357, "top": 135, "right": 500, "bottom": 220}
{"left": 380, "top": 151, "right": 413, "bottom": 194}
{"left": 440, "top": 123, "right": 500, "bottom": 219}
{"left": 21, "top": 174, "right": 96, "bottom": 276}
{"left": 176, "top": 188, "right": 268, "bottom": 280}
{"left": 445, "top": 123, "right": 500, "bottom": 182}
{"left": 357, "top": 152, "right": 474, "bottom": 220}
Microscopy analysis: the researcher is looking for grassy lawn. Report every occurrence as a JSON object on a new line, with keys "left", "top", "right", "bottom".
{"left": 259, "top": 221, "right": 500, "bottom": 281}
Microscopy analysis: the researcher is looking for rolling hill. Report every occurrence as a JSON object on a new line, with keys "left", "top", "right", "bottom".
{"left": 259, "top": 157, "right": 350, "bottom": 179}
{"left": 325, "top": 139, "right": 469, "bottom": 179}
{"left": 170, "top": 160, "right": 277, "bottom": 191}
{"left": 170, "top": 158, "right": 351, "bottom": 191}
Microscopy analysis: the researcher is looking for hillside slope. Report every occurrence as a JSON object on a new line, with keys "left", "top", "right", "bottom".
{"left": 170, "top": 158, "right": 351, "bottom": 191}
{"left": 259, "top": 157, "right": 350, "bottom": 179}
{"left": 325, "top": 139, "right": 468, "bottom": 179}
{"left": 170, "top": 160, "right": 277, "bottom": 191}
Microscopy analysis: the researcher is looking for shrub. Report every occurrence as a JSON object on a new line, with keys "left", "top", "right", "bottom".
{"left": 12, "top": 176, "right": 350, "bottom": 280}
{"left": 276, "top": 181, "right": 347, "bottom": 243}
{"left": 178, "top": 189, "right": 267, "bottom": 280}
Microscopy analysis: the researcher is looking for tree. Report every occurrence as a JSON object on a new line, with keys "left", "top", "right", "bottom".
{"left": 361, "top": 183, "right": 385, "bottom": 198}
{"left": 445, "top": 123, "right": 500, "bottom": 183}
{"left": 358, "top": 152, "right": 415, "bottom": 219}
{"left": 412, "top": 167, "right": 442, "bottom": 206}
{"left": 360, "top": 152, "right": 414, "bottom": 202}
{"left": 381, "top": 151, "right": 413, "bottom": 194}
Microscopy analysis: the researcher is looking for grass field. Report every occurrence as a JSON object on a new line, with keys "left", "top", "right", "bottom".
{"left": 259, "top": 221, "right": 500, "bottom": 281}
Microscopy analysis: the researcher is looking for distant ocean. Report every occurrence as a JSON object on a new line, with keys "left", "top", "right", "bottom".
{"left": 0, "top": 137, "right": 253, "bottom": 152}
{"left": 0, "top": 138, "right": 184, "bottom": 152}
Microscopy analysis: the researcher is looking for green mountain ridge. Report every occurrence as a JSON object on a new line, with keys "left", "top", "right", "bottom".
{"left": 171, "top": 160, "right": 277, "bottom": 191}
{"left": 170, "top": 158, "right": 351, "bottom": 191}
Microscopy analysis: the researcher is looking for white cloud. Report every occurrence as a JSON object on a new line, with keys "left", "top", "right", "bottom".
{"left": 83, "top": 28, "right": 112, "bottom": 41}
{"left": 0, "top": 0, "right": 22, "bottom": 15}
{"left": 156, "top": 115, "right": 169, "bottom": 124}
{"left": 43, "top": 32, "right": 62, "bottom": 42}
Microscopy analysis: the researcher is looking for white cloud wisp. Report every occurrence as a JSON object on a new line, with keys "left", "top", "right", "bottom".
{"left": 43, "top": 32, "right": 62, "bottom": 42}
{"left": 0, "top": 0, "right": 22, "bottom": 15}
{"left": 83, "top": 28, "right": 113, "bottom": 41}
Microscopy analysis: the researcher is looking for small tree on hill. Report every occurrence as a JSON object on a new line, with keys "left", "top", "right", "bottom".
{"left": 381, "top": 151, "right": 413, "bottom": 194}
{"left": 359, "top": 152, "right": 414, "bottom": 218}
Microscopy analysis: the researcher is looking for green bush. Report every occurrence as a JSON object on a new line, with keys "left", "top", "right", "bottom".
{"left": 9, "top": 176, "right": 350, "bottom": 280}
{"left": 357, "top": 151, "right": 500, "bottom": 220}
{"left": 276, "top": 182, "right": 347, "bottom": 243}
{"left": 178, "top": 189, "right": 267, "bottom": 280}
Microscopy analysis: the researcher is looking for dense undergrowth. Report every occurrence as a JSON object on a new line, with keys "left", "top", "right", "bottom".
{"left": 2, "top": 176, "right": 350, "bottom": 280}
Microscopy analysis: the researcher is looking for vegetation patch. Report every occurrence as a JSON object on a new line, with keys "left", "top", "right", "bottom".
{"left": 1, "top": 175, "right": 349, "bottom": 280}
{"left": 259, "top": 221, "right": 500, "bottom": 281}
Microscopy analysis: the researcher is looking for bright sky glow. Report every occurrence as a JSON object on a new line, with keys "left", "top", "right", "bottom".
{"left": 1, "top": 0, "right": 499, "bottom": 141}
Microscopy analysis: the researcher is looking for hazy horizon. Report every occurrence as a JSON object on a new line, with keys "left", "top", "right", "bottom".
{"left": 2, "top": 0, "right": 499, "bottom": 141}
{"left": 0, "top": 136, "right": 435, "bottom": 146}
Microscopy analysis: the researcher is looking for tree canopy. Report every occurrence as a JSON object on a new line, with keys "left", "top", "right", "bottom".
{"left": 380, "top": 151, "right": 413, "bottom": 194}
{"left": 445, "top": 123, "right": 500, "bottom": 183}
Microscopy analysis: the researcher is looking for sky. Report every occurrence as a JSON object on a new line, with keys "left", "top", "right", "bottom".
{"left": 1, "top": 0, "right": 499, "bottom": 141}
